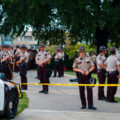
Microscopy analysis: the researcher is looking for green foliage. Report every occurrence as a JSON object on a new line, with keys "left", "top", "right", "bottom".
{"left": 0, "top": 0, "right": 120, "bottom": 48}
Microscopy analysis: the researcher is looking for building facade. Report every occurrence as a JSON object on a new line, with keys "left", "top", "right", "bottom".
{"left": 0, "top": 31, "right": 38, "bottom": 49}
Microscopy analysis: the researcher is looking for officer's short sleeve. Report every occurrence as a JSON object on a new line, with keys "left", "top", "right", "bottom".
{"left": 72, "top": 59, "right": 77, "bottom": 68}
{"left": 47, "top": 52, "right": 51, "bottom": 59}
{"left": 90, "top": 59, "right": 95, "bottom": 67}
{"left": 35, "top": 53, "right": 39, "bottom": 60}
{"left": 20, "top": 54, "right": 25, "bottom": 60}
{"left": 97, "top": 56, "right": 103, "bottom": 64}
{"left": 6, "top": 52, "right": 10, "bottom": 58}
{"left": 117, "top": 58, "right": 120, "bottom": 65}
{"left": 9, "top": 51, "right": 12, "bottom": 57}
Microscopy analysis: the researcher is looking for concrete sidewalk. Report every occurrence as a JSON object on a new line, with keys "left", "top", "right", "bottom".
{"left": 13, "top": 70, "right": 120, "bottom": 120}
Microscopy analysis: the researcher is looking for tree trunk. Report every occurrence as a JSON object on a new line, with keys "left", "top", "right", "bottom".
{"left": 95, "top": 28, "right": 109, "bottom": 54}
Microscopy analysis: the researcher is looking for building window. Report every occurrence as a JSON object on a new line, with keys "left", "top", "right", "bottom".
{"left": 24, "top": 36, "right": 32, "bottom": 41}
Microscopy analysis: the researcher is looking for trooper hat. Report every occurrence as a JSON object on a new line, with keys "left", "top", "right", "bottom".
{"left": 79, "top": 46, "right": 86, "bottom": 52}
{"left": 20, "top": 45, "right": 27, "bottom": 49}
{"left": 56, "top": 48, "right": 60, "bottom": 51}
{"left": 99, "top": 46, "right": 107, "bottom": 51}
{"left": 39, "top": 43, "right": 45, "bottom": 47}
{"left": 2, "top": 44, "right": 9, "bottom": 48}
{"left": 110, "top": 46, "right": 116, "bottom": 52}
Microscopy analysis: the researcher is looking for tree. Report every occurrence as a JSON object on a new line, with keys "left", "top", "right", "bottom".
{"left": 53, "top": 0, "right": 120, "bottom": 52}
{"left": 0, "top": 0, "right": 53, "bottom": 36}
{"left": 0, "top": 0, "right": 120, "bottom": 53}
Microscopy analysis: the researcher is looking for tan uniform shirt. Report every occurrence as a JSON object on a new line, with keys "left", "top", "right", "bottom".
{"left": 15, "top": 49, "right": 21, "bottom": 57}
{"left": 90, "top": 55, "right": 96, "bottom": 63}
{"left": 36, "top": 50, "right": 51, "bottom": 62}
{"left": 1, "top": 50, "right": 11, "bottom": 61}
{"left": 8, "top": 50, "right": 13, "bottom": 57}
{"left": 54, "top": 52, "right": 62, "bottom": 61}
{"left": 61, "top": 52, "right": 64, "bottom": 60}
{"left": 20, "top": 51, "right": 29, "bottom": 63}
{"left": 96, "top": 54, "right": 106, "bottom": 69}
{"left": 106, "top": 55, "right": 120, "bottom": 72}
{"left": 73, "top": 56, "right": 94, "bottom": 72}
{"left": 0, "top": 51, "right": 3, "bottom": 60}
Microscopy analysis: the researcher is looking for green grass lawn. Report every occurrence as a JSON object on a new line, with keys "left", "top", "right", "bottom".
{"left": 115, "top": 97, "right": 120, "bottom": 102}
{"left": 1, "top": 92, "right": 29, "bottom": 120}
{"left": 17, "top": 92, "right": 29, "bottom": 115}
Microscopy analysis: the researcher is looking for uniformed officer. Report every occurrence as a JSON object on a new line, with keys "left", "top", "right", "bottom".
{"left": 14, "top": 45, "right": 21, "bottom": 72}
{"left": 73, "top": 46, "right": 97, "bottom": 110}
{"left": 16, "top": 45, "right": 28, "bottom": 90}
{"left": 106, "top": 47, "right": 120, "bottom": 103}
{"left": 53, "top": 48, "right": 62, "bottom": 77}
{"left": 96, "top": 46, "right": 107, "bottom": 100}
{"left": 8, "top": 45, "right": 14, "bottom": 71}
{"left": 0, "top": 46, "right": 3, "bottom": 72}
{"left": 1, "top": 44, "right": 13, "bottom": 80}
{"left": 36, "top": 43, "right": 51, "bottom": 94}
{"left": 60, "top": 48, "right": 64, "bottom": 77}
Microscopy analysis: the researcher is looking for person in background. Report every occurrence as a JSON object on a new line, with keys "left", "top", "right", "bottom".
{"left": 35, "top": 43, "right": 51, "bottom": 94}
{"left": 53, "top": 48, "right": 62, "bottom": 77}
{"left": 1, "top": 44, "right": 13, "bottom": 80}
{"left": 96, "top": 46, "right": 107, "bottom": 101}
{"left": 16, "top": 45, "right": 29, "bottom": 90}
{"left": 106, "top": 47, "right": 120, "bottom": 103}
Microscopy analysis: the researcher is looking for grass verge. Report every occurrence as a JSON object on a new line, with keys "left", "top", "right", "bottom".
{"left": 115, "top": 97, "right": 120, "bottom": 102}
{"left": 1, "top": 92, "right": 29, "bottom": 120}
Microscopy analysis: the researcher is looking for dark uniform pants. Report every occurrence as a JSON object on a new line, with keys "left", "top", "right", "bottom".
{"left": 59, "top": 59, "right": 64, "bottom": 77}
{"left": 97, "top": 70, "right": 106, "bottom": 99}
{"left": 38, "top": 66, "right": 49, "bottom": 92}
{"left": 54, "top": 61, "right": 61, "bottom": 77}
{"left": 78, "top": 74, "right": 93, "bottom": 107}
{"left": 19, "top": 63, "right": 27, "bottom": 90}
{"left": 107, "top": 73, "right": 118, "bottom": 102}
{"left": 2, "top": 62, "right": 12, "bottom": 80}
{"left": 15, "top": 57, "right": 20, "bottom": 72}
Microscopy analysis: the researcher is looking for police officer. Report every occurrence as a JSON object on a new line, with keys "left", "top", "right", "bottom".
{"left": 73, "top": 46, "right": 97, "bottom": 110}
{"left": 96, "top": 46, "right": 107, "bottom": 100}
{"left": 106, "top": 47, "right": 120, "bottom": 103}
{"left": 59, "top": 48, "right": 64, "bottom": 77}
{"left": 36, "top": 43, "right": 51, "bottom": 94}
{"left": 14, "top": 45, "right": 21, "bottom": 72}
{"left": 1, "top": 44, "right": 13, "bottom": 80}
{"left": 54, "top": 48, "right": 62, "bottom": 77}
{"left": 16, "top": 45, "right": 28, "bottom": 90}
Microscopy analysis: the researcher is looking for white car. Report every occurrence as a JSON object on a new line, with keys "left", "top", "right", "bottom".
{"left": 0, "top": 74, "right": 19, "bottom": 119}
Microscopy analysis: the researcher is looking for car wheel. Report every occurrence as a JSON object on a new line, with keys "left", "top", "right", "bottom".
{"left": 5, "top": 91, "right": 19, "bottom": 119}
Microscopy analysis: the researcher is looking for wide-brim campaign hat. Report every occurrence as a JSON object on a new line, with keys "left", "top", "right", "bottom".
{"left": 79, "top": 46, "right": 86, "bottom": 52}
{"left": 110, "top": 46, "right": 116, "bottom": 51}
{"left": 99, "top": 46, "right": 107, "bottom": 51}
{"left": 39, "top": 43, "right": 45, "bottom": 47}
{"left": 20, "top": 45, "right": 27, "bottom": 49}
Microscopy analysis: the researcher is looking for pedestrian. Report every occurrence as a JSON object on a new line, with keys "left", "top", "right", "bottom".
{"left": 73, "top": 46, "right": 97, "bottom": 110}
{"left": 35, "top": 43, "right": 51, "bottom": 94}
{"left": 96, "top": 46, "right": 107, "bottom": 100}
{"left": 106, "top": 47, "right": 120, "bottom": 103}
{"left": 16, "top": 45, "right": 28, "bottom": 90}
